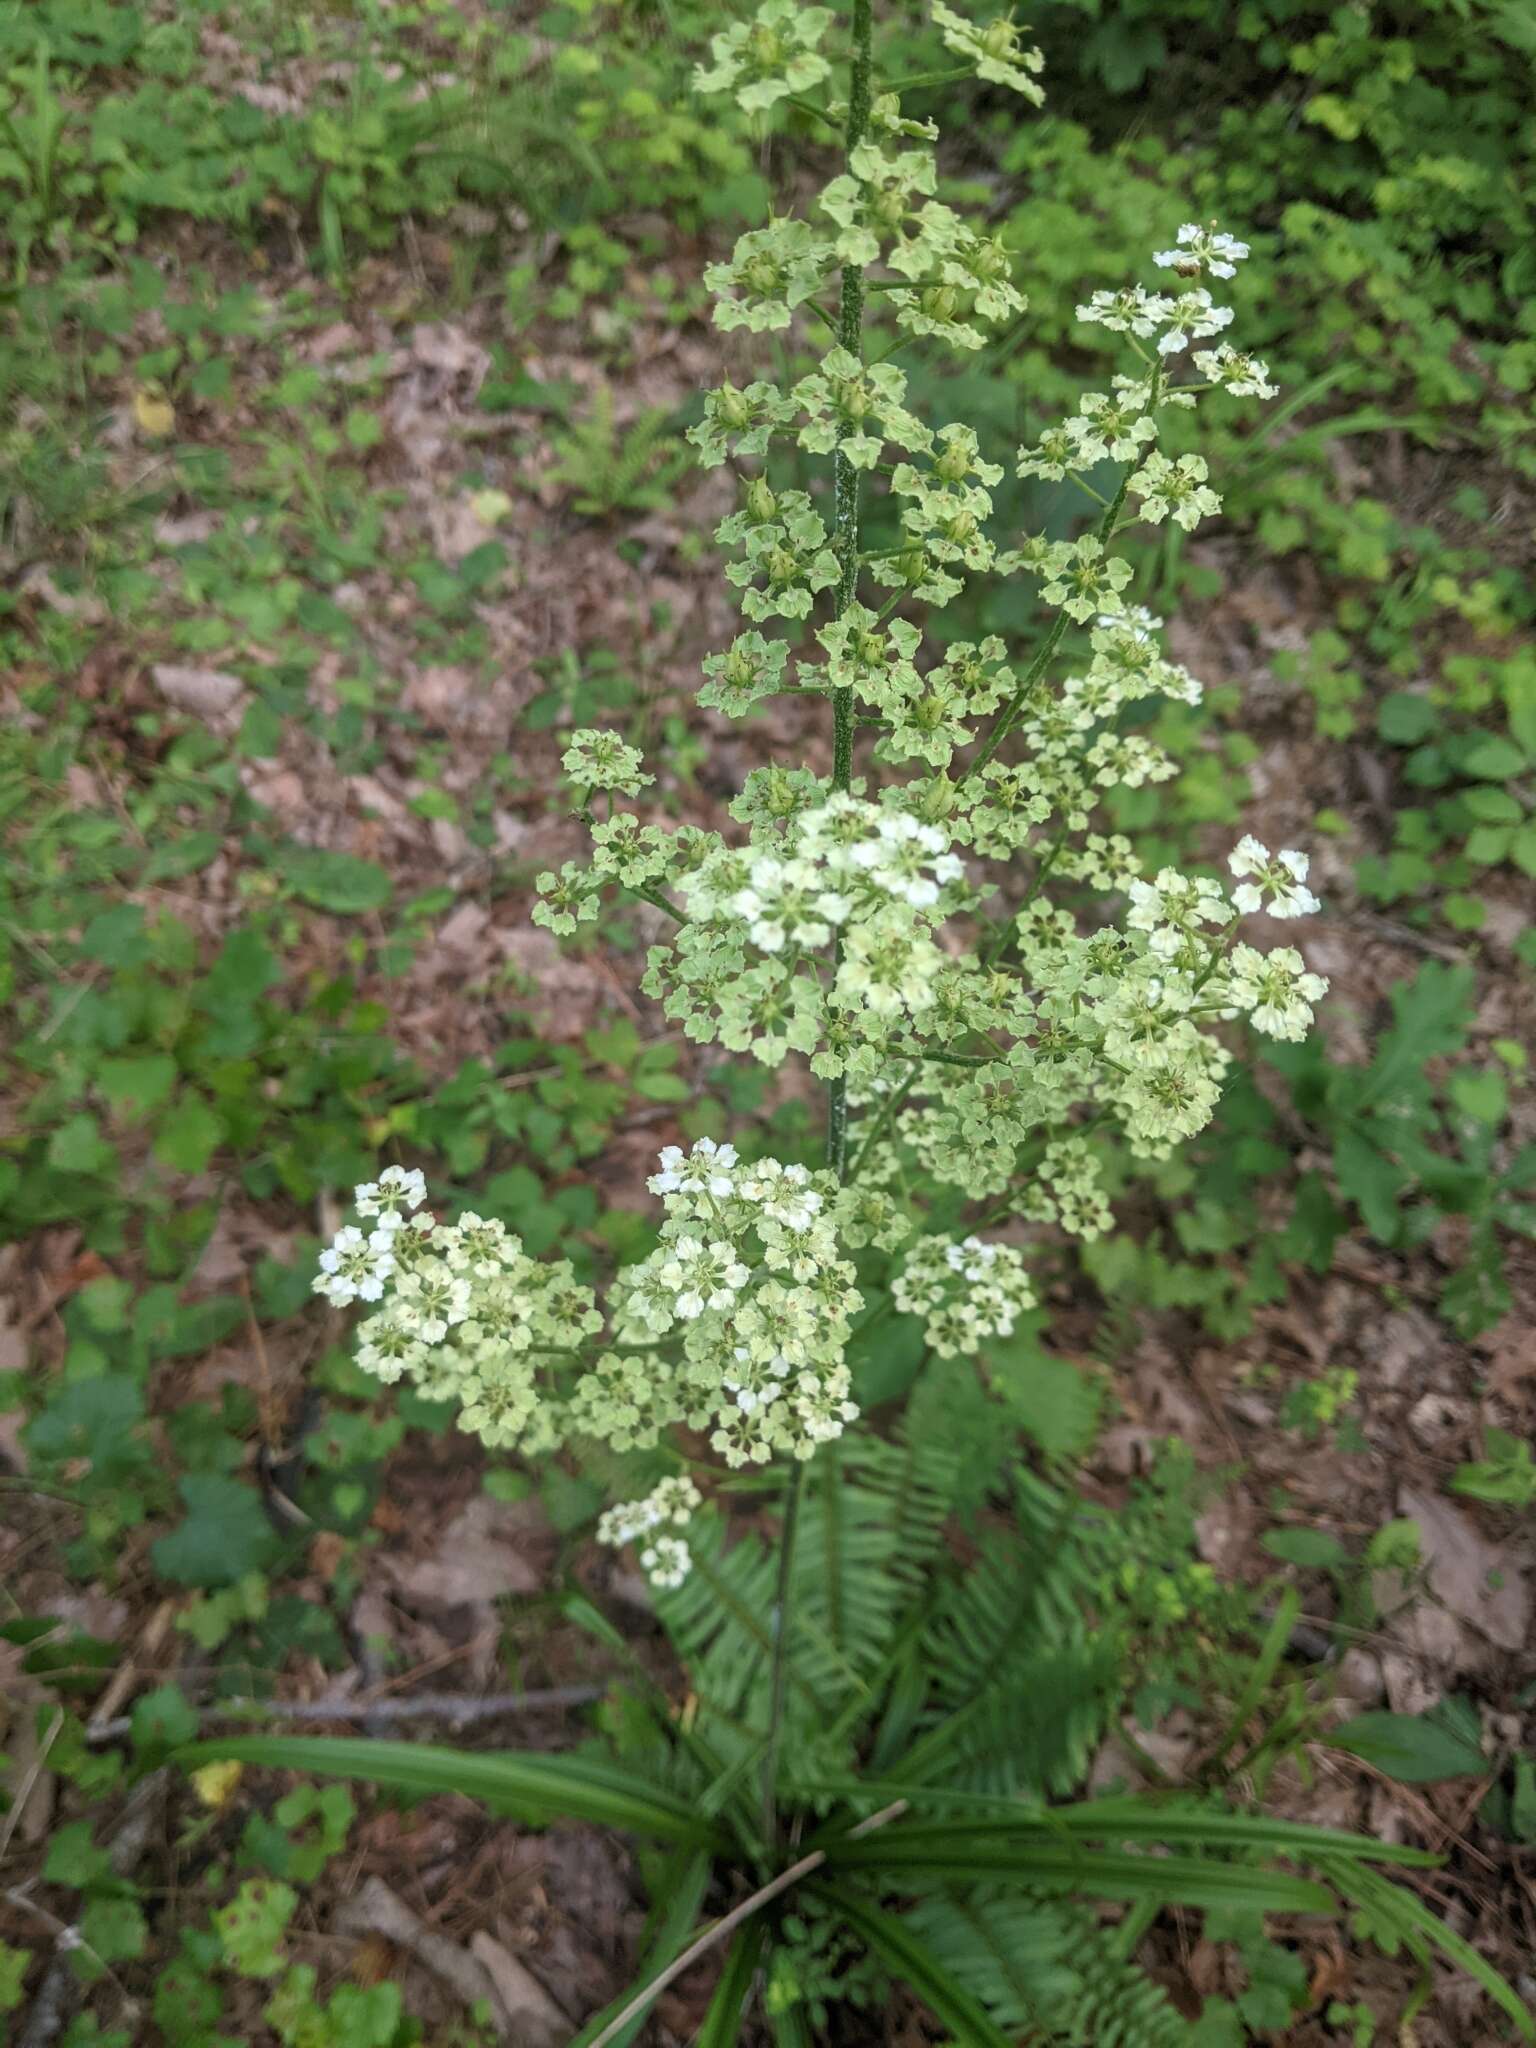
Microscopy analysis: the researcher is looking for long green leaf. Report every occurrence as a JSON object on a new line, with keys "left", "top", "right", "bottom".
{"left": 695, "top": 1922, "right": 765, "bottom": 2048}
{"left": 998, "top": 1797, "right": 1438, "bottom": 1866}
{"left": 803, "top": 1793, "right": 1435, "bottom": 1866}
{"left": 174, "top": 1736, "right": 721, "bottom": 1848}
{"left": 1324, "top": 1862, "right": 1535, "bottom": 2043}
{"left": 1208, "top": 1587, "right": 1299, "bottom": 1772}
{"left": 814, "top": 1882, "right": 1014, "bottom": 2048}
{"left": 826, "top": 1834, "right": 1333, "bottom": 1912}
{"left": 767, "top": 2001, "right": 813, "bottom": 2048}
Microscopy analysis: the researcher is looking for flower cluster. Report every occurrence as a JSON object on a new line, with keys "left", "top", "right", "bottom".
{"left": 1227, "top": 835, "right": 1323, "bottom": 918}
{"left": 633, "top": 793, "right": 968, "bottom": 1068}
{"left": 314, "top": 1166, "right": 428, "bottom": 1306}
{"left": 597, "top": 1476, "right": 702, "bottom": 1589}
{"left": 891, "top": 1233, "right": 1037, "bottom": 1357}
{"left": 324, "top": 11, "right": 1333, "bottom": 1562}
{"left": 317, "top": 1141, "right": 869, "bottom": 1473}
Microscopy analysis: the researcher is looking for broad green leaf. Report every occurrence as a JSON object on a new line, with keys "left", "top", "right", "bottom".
{"left": 1512, "top": 821, "right": 1536, "bottom": 878}
{"left": 97, "top": 1054, "right": 178, "bottom": 1118}
{"left": 153, "top": 1095, "right": 224, "bottom": 1173}
{"left": 1261, "top": 1527, "right": 1348, "bottom": 1569}
{"left": 131, "top": 1684, "right": 199, "bottom": 1755}
{"left": 152, "top": 1475, "right": 282, "bottom": 1588}
{"left": 1461, "top": 734, "right": 1528, "bottom": 780}
{"left": 1449, "top": 1069, "right": 1508, "bottom": 1125}
{"left": 1376, "top": 692, "right": 1437, "bottom": 745}
{"left": 0, "top": 1941, "right": 25, "bottom": 2013}
{"left": 45, "top": 1820, "right": 111, "bottom": 1889}
{"left": 79, "top": 904, "right": 150, "bottom": 966}
{"left": 983, "top": 1321, "right": 1101, "bottom": 1460}
{"left": 1353, "top": 962, "right": 1473, "bottom": 1113}
{"left": 46, "top": 1112, "right": 117, "bottom": 1177}
{"left": 1460, "top": 786, "right": 1522, "bottom": 823}
{"left": 173, "top": 1736, "right": 721, "bottom": 1847}
{"left": 275, "top": 847, "right": 393, "bottom": 914}
{"left": 1326, "top": 1710, "right": 1488, "bottom": 1784}
{"left": 78, "top": 1896, "right": 148, "bottom": 1975}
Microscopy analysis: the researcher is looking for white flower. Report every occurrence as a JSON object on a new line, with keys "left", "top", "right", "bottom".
{"left": 1076, "top": 285, "right": 1174, "bottom": 337}
{"left": 1156, "top": 289, "right": 1234, "bottom": 357}
{"left": 354, "top": 1165, "right": 428, "bottom": 1220}
{"left": 1193, "top": 343, "right": 1277, "bottom": 399}
{"left": 1153, "top": 222, "right": 1251, "bottom": 279}
{"left": 639, "top": 1535, "right": 692, "bottom": 1589}
{"left": 1225, "top": 943, "right": 1329, "bottom": 1041}
{"left": 1228, "top": 836, "right": 1322, "bottom": 918}
{"left": 1128, "top": 452, "right": 1222, "bottom": 531}
{"left": 648, "top": 1137, "right": 740, "bottom": 1200}
{"left": 660, "top": 1237, "right": 750, "bottom": 1319}
{"left": 314, "top": 1225, "right": 397, "bottom": 1306}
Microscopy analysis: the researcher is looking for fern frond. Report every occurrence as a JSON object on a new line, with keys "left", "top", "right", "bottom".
{"left": 653, "top": 1507, "right": 781, "bottom": 1737}
{"left": 900, "top": 1640, "right": 1121, "bottom": 1797}
{"left": 906, "top": 1889, "right": 1189, "bottom": 2048}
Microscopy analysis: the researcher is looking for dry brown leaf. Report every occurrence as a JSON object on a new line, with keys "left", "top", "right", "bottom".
{"left": 1398, "top": 1484, "right": 1531, "bottom": 1651}
{"left": 387, "top": 1495, "right": 546, "bottom": 1611}
{"left": 152, "top": 663, "right": 247, "bottom": 722}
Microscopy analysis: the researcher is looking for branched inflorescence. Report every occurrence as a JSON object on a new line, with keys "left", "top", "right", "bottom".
{"left": 319, "top": 3, "right": 1330, "bottom": 1592}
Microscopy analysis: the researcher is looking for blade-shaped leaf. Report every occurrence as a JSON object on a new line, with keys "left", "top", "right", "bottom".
{"left": 826, "top": 1832, "right": 1333, "bottom": 1912}
{"left": 695, "top": 1922, "right": 766, "bottom": 2048}
{"left": 995, "top": 1798, "right": 1437, "bottom": 1867}
{"left": 813, "top": 1882, "right": 1014, "bottom": 2048}
{"left": 805, "top": 1797, "right": 1434, "bottom": 1866}
{"left": 1325, "top": 1861, "right": 1534, "bottom": 2043}
{"left": 174, "top": 1737, "right": 720, "bottom": 1848}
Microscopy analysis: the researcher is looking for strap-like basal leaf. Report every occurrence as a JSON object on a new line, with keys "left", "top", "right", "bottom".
{"left": 174, "top": 1736, "right": 723, "bottom": 1848}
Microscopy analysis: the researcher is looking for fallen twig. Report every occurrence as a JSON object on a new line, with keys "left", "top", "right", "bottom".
{"left": 16, "top": 1768, "right": 167, "bottom": 2048}
{"left": 585, "top": 1797, "right": 910, "bottom": 2048}
{"left": 85, "top": 1682, "right": 603, "bottom": 1745}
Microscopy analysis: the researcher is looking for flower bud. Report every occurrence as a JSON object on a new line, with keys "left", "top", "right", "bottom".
{"left": 746, "top": 477, "right": 778, "bottom": 523}
{"left": 917, "top": 772, "right": 958, "bottom": 821}
{"left": 716, "top": 383, "right": 752, "bottom": 429}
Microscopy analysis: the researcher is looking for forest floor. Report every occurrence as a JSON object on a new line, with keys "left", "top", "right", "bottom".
{"left": 3, "top": 194, "right": 1534, "bottom": 2048}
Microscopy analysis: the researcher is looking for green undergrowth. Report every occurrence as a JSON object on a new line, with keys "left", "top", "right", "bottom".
{"left": 2, "top": 2, "right": 1535, "bottom": 2040}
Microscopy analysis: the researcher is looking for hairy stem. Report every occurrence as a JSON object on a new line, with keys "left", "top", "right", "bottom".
{"left": 761, "top": 1452, "right": 805, "bottom": 1845}
{"left": 826, "top": 0, "right": 873, "bottom": 1183}
{"left": 764, "top": 0, "right": 875, "bottom": 1856}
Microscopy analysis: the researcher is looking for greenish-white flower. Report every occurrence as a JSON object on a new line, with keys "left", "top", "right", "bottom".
{"left": 693, "top": 0, "right": 834, "bottom": 114}
{"left": 705, "top": 217, "right": 834, "bottom": 332}
{"left": 932, "top": 2, "right": 1046, "bottom": 102}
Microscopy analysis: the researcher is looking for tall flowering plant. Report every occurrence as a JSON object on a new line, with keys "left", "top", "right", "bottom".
{"left": 315, "top": 3, "right": 1325, "bottom": 1572}
{"left": 200, "top": 8, "right": 1533, "bottom": 2043}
